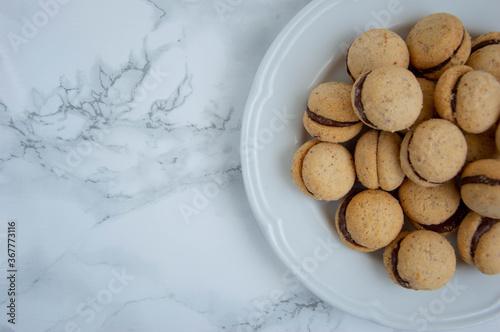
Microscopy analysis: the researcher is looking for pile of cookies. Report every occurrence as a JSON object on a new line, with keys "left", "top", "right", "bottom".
{"left": 291, "top": 13, "right": 500, "bottom": 291}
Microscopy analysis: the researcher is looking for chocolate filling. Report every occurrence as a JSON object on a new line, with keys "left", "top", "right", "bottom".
{"left": 391, "top": 236, "right": 412, "bottom": 289}
{"left": 470, "top": 217, "right": 499, "bottom": 260}
{"left": 413, "top": 28, "right": 466, "bottom": 76}
{"left": 337, "top": 190, "right": 366, "bottom": 248}
{"left": 353, "top": 71, "right": 378, "bottom": 129}
{"left": 462, "top": 175, "right": 500, "bottom": 186}
{"left": 471, "top": 38, "right": 500, "bottom": 53}
{"left": 418, "top": 201, "right": 468, "bottom": 233}
{"left": 450, "top": 73, "right": 466, "bottom": 117}
{"left": 405, "top": 132, "right": 445, "bottom": 185}
{"left": 306, "top": 107, "right": 360, "bottom": 127}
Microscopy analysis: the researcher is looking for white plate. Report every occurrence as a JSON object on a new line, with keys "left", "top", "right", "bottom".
{"left": 241, "top": 0, "right": 500, "bottom": 330}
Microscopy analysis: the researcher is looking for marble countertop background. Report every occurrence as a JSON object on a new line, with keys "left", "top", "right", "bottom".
{"left": 0, "top": 0, "right": 499, "bottom": 331}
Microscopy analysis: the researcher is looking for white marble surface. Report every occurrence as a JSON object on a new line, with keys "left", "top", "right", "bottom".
{"left": 0, "top": 0, "right": 499, "bottom": 331}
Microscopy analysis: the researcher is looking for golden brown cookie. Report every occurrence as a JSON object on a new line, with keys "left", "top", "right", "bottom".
{"left": 335, "top": 189, "right": 404, "bottom": 252}
{"left": 351, "top": 66, "right": 422, "bottom": 132}
{"left": 291, "top": 139, "right": 321, "bottom": 199}
{"left": 398, "top": 178, "right": 467, "bottom": 235}
{"left": 434, "top": 65, "right": 474, "bottom": 124}
{"left": 346, "top": 29, "right": 409, "bottom": 82}
{"left": 406, "top": 13, "right": 471, "bottom": 80}
{"left": 457, "top": 211, "right": 500, "bottom": 275}
{"left": 292, "top": 141, "right": 355, "bottom": 200}
{"left": 400, "top": 119, "right": 467, "bottom": 187}
{"left": 354, "top": 129, "right": 405, "bottom": 191}
{"left": 466, "top": 32, "right": 500, "bottom": 82}
{"left": 303, "top": 82, "right": 363, "bottom": 143}
{"left": 461, "top": 159, "right": 500, "bottom": 219}
{"left": 383, "top": 230, "right": 456, "bottom": 290}
{"left": 435, "top": 68, "right": 500, "bottom": 134}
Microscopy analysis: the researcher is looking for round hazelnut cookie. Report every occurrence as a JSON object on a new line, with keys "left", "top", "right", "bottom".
{"left": 400, "top": 119, "right": 467, "bottom": 187}
{"left": 457, "top": 211, "right": 500, "bottom": 275}
{"left": 354, "top": 130, "right": 405, "bottom": 191}
{"left": 466, "top": 32, "right": 500, "bottom": 82}
{"left": 434, "top": 65, "right": 473, "bottom": 123}
{"left": 335, "top": 189, "right": 404, "bottom": 252}
{"left": 461, "top": 159, "right": 500, "bottom": 219}
{"left": 346, "top": 28, "right": 410, "bottom": 82}
{"left": 398, "top": 178, "right": 467, "bottom": 235}
{"left": 406, "top": 12, "right": 471, "bottom": 80}
{"left": 291, "top": 140, "right": 355, "bottom": 201}
{"left": 435, "top": 66, "right": 500, "bottom": 134}
{"left": 303, "top": 82, "right": 363, "bottom": 143}
{"left": 291, "top": 139, "right": 321, "bottom": 199}
{"left": 383, "top": 230, "right": 456, "bottom": 290}
{"left": 351, "top": 66, "right": 422, "bottom": 132}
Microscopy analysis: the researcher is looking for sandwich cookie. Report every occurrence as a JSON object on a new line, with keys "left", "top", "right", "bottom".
{"left": 345, "top": 28, "right": 410, "bottom": 82}
{"left": 400, "top": 119, "right": 467, "bottom": 187}
{"left": 457, "top": 211, "right": 500, "bottom": 275}
{"left": 466, "top": 32, "right": 500, "bottom": 82}
{"left": 291, "top": 139, "right": 321, "bottom": 199}
{"left": 434, "top": 66, "right": 500, "bottom": 134}
{"left": 434, "top": 65, "right": 473, "bottom": 123}
{"left": 354, "top": 129, "right": 405, "bottom": 191}
{"left": 334, "top": 189, "right": 403, "bottom": 252}
{"left": 351, "top": 66, "right": 422, "bottom": 132}
{"left": 461, "top": 159, "right": 500, "bottom": 219}
{"left": 406, "top": 13, "right": 471, "bottom": 80}
{"left": 303, "top": 82, "right": 363, "bottom": 143}
{"left": 434, "top": 65, "right": 474, "bottom": 123}
{"left": 398, "top": 179, "right": 467, "bottom": 235}
{"left": 383, "top": 230, "right": 456, "bottom": 290}
{"left": 291, "top": 140, "right": 355, "bottom": 200}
